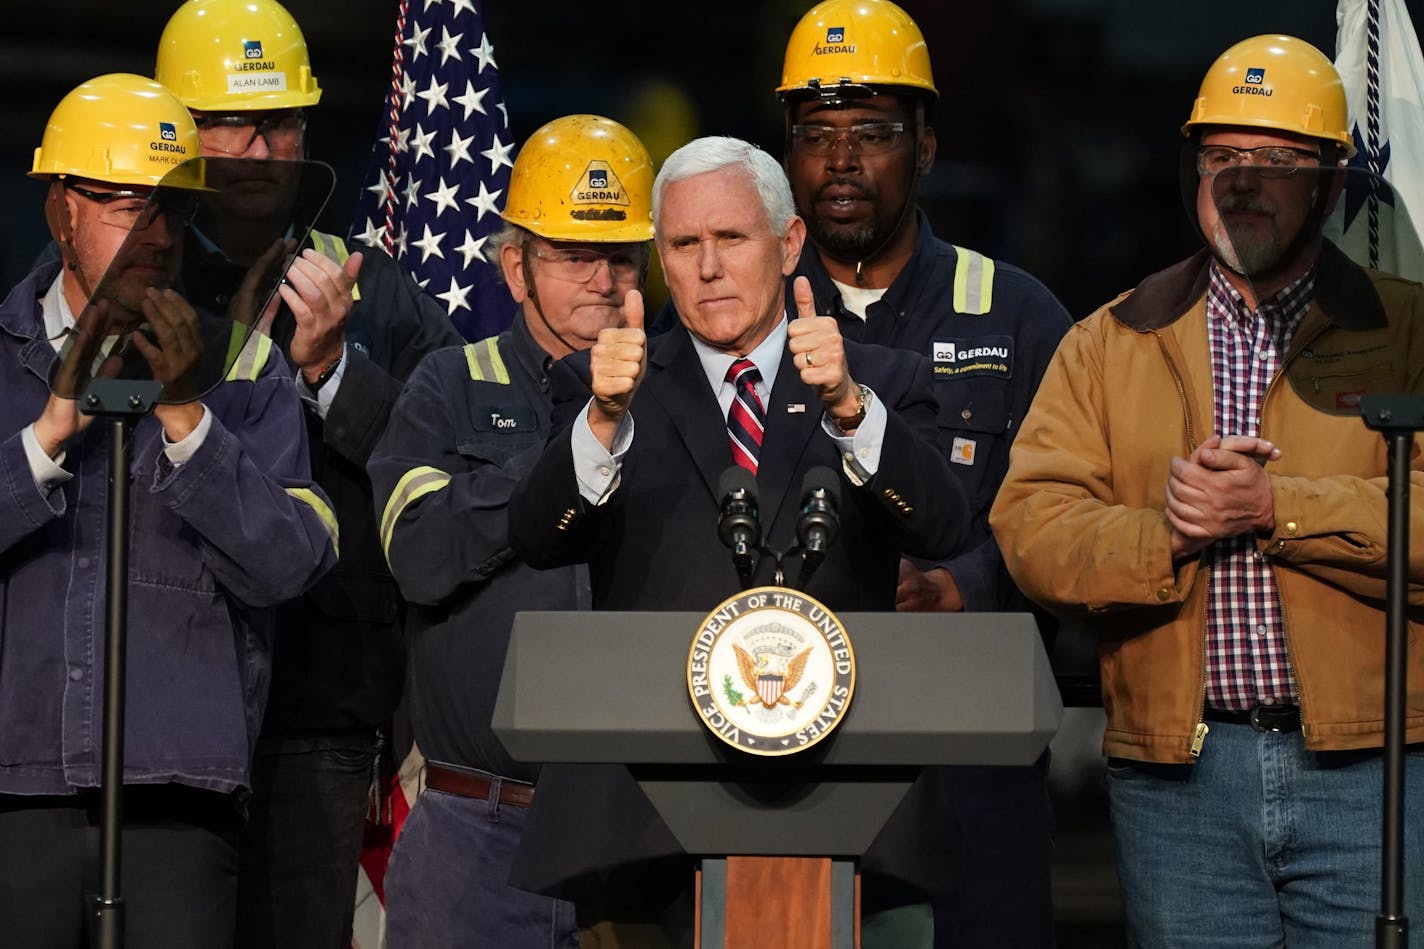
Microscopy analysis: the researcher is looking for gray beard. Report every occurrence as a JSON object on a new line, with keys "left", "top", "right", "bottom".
{"left": 1212, "top": 227, "right": 1286, "bottom": 276}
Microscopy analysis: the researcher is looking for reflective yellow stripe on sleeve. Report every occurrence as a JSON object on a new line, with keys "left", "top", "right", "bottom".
{"left": 286, "top": 486, "right": 341, "bottom": 559}
{"left": 309, "top": 230, "right": 361, "bottom": 302}
{"left": 379, "top": 466, "right": 452, "bottom": 562}
{"left": 464, "top": 337, "right": 510, "bottom": 384}
{"left": 225, "top": 330, "right": 273, "bottom": 382}
{"left": 950, "top": 245, "right": 995, "bottom": 315}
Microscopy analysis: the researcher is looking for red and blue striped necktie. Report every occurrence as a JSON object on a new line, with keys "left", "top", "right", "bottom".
{"left": 726, "top": 358, "right": 765, "bottom": 475}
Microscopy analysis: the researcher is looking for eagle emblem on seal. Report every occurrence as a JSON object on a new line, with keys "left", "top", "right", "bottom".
{"left": 733, "top": 643, "right": 812, "bottom": 709}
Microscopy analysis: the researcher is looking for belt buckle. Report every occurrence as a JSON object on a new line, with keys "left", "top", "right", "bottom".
{"left": 1249, "top": 705, "right": 1293, "bottom": 732}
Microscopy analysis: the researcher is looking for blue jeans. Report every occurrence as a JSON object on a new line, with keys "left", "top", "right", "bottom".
{"left": 1108, "top": 723, "right": 1424, "bottom": 948}
{"left": 385, "top": 777, "right": 578, "bottom": 949}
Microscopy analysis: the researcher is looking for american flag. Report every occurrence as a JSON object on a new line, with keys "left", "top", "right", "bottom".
{"left": 351, "top": 0, "right": 518, "bottom": 341}
{"left": 352, "top": 744, "right": 425, "bottom": 949}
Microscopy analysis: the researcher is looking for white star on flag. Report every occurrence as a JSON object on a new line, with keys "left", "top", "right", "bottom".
{"left": 443, "top": 130, "right": 475, "bottom": 168}
{"left": 452, "top": 80, "right": 488, "bottom": 119}
{"left": 352, "top": 0, "right": 517, "bottom": 338}
{"left": 466, "top": 180, "right": 502, "bottom": 221}
{"left": 411, "top": 224, "right": 447, "bottom": 263}
{"left": 456, "top": 230, "right": 488, "bottom": 269}
{"left": 480, "top": 134, "right": 514, "bottom": 175}
{"left": 425, "top": 178, "right": 462, "bottom": 217}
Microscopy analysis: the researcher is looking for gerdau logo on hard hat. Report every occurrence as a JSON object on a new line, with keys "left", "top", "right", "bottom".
{"left": 151, "top": 122, "right": 187, "bottom": 155}
{"left": 814, "top": 26, "right": 855, "bottom": 55}
{"left": 1233, "top": 67, "right": 1272, "bottom": 96}
{"left": 569, "top": 161, "right": 629, "bottom": 221}
{"left": 236, "top": 40, "right": 275, "bottom": 71}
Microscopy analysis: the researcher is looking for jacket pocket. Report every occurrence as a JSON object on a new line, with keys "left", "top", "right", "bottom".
{"left": 1288, "top": 359, "right": 1397, "bottom": 416}
{"left": 935, "top": 380, "right": 1012, "bottom": 519}
{"left": 455, "top": 432, "right": 542, "bottom": 468}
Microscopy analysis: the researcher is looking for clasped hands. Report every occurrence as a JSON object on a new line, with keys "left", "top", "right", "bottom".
{"left": 1167, "top": 434, "right": 1280, "bottom": 561}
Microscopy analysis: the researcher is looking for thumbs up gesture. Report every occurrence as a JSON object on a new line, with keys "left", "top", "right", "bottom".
{"left": 587, "top": 288, "right": 646, "bottom": 447}
{"left": 786, "top": 276, "right": 857, "bottom": 417}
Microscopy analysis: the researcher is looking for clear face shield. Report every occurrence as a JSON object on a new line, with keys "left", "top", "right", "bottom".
{"left": 1207, "top": 159, "right": 1421, "bottom": 416}
{"left": 1322, "top": 164, "right": 1424, "bottom": 283}
{"left": 51, "top": 156, "right": 334, "bottom": 404}
{"left": 1200, "top": 145, "right": 1335, "bottom": 284}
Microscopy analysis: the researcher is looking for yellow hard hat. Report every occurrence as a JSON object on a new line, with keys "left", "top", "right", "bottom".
{"left": 777, "top": 0, "right": 937, "bottom": 102}
{"left": 1183, "top": 34, "right": 1353, "bottom": 155}
{"left": 155, "top": 0, "right": 321, "bottom": 111}
{"left": 502, "top": 115, "right": 655, "bottom": 243}
{"left": 30, "top": 73, "right": 207, "bottom": 190}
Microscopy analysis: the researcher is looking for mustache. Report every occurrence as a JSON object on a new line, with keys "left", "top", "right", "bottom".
{"left": 1216, "top": 195, "right": 1273, "bottom": 215}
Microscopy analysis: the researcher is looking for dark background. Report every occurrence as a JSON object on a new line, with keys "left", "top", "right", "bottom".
{"left": 9, "top": 0, "right": 1419, "bottom": 322}
{"left": 6, "top": 4, "right": 1419, "bottom": 942}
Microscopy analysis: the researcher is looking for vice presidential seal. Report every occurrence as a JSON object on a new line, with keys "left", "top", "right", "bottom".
{"left": 687, "top": 586, "right": 856, "bottom": 756}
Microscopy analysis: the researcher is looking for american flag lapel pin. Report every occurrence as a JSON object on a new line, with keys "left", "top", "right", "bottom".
{"left": 787, "top": 403, "right": 806, "bottom": 414}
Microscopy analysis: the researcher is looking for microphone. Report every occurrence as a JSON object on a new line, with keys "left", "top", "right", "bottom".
{"left": 795, "top": 466, "right": 840, "bottom": 590}
{"left": 717, "top": 466, "right": 762, "bottom": 589}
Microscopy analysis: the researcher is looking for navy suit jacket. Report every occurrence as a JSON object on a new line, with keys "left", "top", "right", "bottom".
{"left": 506, "top": 320, "right": 969, "bottom": 902}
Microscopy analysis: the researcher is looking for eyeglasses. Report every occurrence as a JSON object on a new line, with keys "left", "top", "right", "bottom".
{"left": 1197, "top": 145, "right": 1323, "bottom": 179}
{"left": 527, "top": 244, "right": 642, "bottom": 283}
{"left": 790, "top": 122, "right": 908, "bottom": 156}
{"left": 66, "top": 183, "right": 199, "bottom": 231}
{"left": 194, "top": 111, "right": 306, "bottom": 156}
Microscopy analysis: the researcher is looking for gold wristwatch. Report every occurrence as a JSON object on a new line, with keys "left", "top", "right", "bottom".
{"left": 832, "top": 384, "right": 871, "bottom": 432}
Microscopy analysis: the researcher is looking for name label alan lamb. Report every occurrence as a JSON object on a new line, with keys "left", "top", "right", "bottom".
{"left": 687, "top": 586, "right": 856, "bottom": 757}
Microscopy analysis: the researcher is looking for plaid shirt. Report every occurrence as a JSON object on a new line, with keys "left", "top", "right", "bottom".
{"left": 1202, "top": 263, "right": 1313, "bottom": 711}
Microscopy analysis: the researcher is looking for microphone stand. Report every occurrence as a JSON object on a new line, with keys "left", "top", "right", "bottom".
{"left": 83, "top": 378, "right": 162, "bottom": 949}
{"left": 1361, "top": 394, "right": 1421, "bottom": 949}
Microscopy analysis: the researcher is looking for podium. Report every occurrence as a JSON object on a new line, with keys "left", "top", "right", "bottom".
{"left": 493, "top": 610, "right": 1062, "bottom": 948}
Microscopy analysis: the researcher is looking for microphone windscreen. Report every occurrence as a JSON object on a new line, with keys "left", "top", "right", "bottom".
{"left": 801, "top": 465, "right": 840, "bottom": 506}
{"left": 719, "top": 464, "right": 759, "bottom": 503}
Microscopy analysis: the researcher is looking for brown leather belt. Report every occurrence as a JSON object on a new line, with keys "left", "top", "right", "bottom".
{"left": 1204, "top": 704, "right": 1302, "bottom": 733}
{"left": 424, "top": 762, "right": 534, "bottom": 807}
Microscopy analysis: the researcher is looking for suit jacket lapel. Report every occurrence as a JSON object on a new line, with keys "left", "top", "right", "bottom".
{"left": 758, "top": 346, "right": 820, "bottom": 528}
{"left": 643, "top": 325, "right": 729, "bottom": 501}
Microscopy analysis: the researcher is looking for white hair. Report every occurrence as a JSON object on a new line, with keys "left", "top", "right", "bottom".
{"left": 652, "top": 136, "right": 796, "bottom": 237}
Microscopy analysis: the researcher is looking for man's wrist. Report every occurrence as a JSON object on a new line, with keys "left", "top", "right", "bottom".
{"left": 303, "top": 352, "right": 343, "bottom": 392}
{"left": 829, "top": 384, "right": 870, "bottom": 432}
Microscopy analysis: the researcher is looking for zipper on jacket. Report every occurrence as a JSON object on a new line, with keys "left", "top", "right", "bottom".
{"left": 1193, "top": 634, "right": 1210, "bottom": 759}
{"left": 1153, "top": 331, "right": 1198, "bottom": 451}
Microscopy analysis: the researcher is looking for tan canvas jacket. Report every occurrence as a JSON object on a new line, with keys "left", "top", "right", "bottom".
{"left": 991, "top": 243, "right": 1424, "bottom": 763}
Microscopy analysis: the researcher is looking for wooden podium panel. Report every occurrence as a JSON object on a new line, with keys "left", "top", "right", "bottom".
{"left": 697, "top": 856, "right": 859, "bottom": 949}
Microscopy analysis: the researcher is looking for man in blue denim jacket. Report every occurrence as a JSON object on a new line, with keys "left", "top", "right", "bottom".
{"left": 0, "top": 75, "right": 336, "bottom": 949}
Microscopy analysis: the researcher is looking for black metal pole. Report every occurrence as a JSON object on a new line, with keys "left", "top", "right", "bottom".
{"left": 1361, "top": 394, "right": 1419, "bottom": 949}
{"left": 93, "top": 414, "right": 133, "bottom": 949}
{"left": 1376, "top": 428, "right": 1410, "bottom": 949}
{"left": 76, "top": 379, "right": 160, "bottom": 949}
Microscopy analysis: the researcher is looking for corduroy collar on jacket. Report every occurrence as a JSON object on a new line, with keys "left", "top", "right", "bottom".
{"left": 1109, "top": 240, "right": 1386, "bottom": 332}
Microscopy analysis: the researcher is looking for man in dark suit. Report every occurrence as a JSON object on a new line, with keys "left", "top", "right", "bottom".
{"left": 508, "top": 135, "right": 968, "bottom": 947}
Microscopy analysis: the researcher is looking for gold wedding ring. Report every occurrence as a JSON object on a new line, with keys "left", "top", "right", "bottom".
{"left": 805, "top": 351, "right": 815, "bottom": 368}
